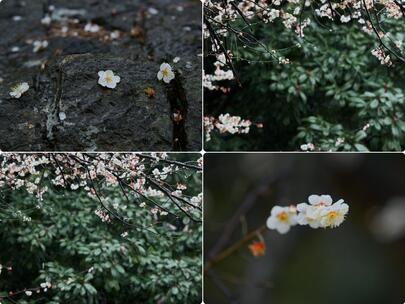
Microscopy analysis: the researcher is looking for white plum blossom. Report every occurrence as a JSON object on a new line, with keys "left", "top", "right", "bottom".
{"left": 84, "top": 23, "right": 100, "bottom": 33}
{"left": 296, "top": 203, "right": 323, "bottom": 228}
{"left": 40, "top": 282, "right": 52, "bottom": 292}
{"left": 0, "top": 153, "right": 202, "bottom": 227}
{"left": 98, "top": 70, "right": 121, "bottom": 89}
{"left": 266, "top": 205, "right": 298, "bottom": 234}
{"left": 59, "top": 112, "right": 66, "bottom": 121}
{"left": 300, "top": 143, "right": 315, "bottom": 151}
{"left": 157, "top": 63, "right": 175, "bottom": 84}
{"left": 204, "top": 114, "right": 256, "bottom": 141}
{"left": 268, "top": 194, "right": 349, "bottom": 233}
{"left": 10, "top": 82, "right": 29, "bottom": 99}
{"left": 297, "top": 194, "right": 349, "bottom": 229}
{"left": 319, "top": 199, "right": 349, "bottom": 228}
{"left": 41, "top": 14, "right": 52, "bottom": 25}
{"left": 32, "top": 40, "right": 48, "bottom": 53}
{"left": 25, "top": 291, "right": 33, "bottom": 296}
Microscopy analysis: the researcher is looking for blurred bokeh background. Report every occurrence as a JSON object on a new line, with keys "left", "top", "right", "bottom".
{"left": 204, "top": 153, "right": 405, "bottom": 304}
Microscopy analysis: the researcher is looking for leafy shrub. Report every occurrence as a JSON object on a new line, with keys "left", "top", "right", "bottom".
{"left": 0, "top": 186, "right": 201, "bottom": 304}
{"left": 205, "top": 21, "right": 405, "bottom": 151}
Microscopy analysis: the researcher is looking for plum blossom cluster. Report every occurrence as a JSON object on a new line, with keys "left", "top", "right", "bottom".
{"left": 204, "top": 0, "right": 405, "bottom": 92}
{"left": 266, "top": 194, "right": 349, "bottom": 234}
{"left": 0, "top": 276, "right": 52, "bottom": 301}
{"left": 203, "top": 53, "right": 234, "bottom": 91}
{"left": 204, "top": 114, "right": 253, "bottom": 141}
{"left": 0, "top": 153, "right": 202, "bottom": 223}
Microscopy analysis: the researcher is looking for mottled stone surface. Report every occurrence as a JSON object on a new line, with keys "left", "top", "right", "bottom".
{"left": 0, "top": 0, "right": 202, "bottom": 151}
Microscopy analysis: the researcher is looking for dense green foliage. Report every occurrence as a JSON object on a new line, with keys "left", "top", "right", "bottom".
{"left": 0, "top": 186, "right": 201, "bottom": 303}
{"left": 205, "top": 21, "right": 405, "bottom": 151}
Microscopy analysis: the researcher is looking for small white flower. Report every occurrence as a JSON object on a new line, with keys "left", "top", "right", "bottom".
{"left": 11, "top": 46, "right": 20, "bottom": 52}
{"left": 296, "top": 194, "right": 333, "bottom": 228}
{"left": 98, "top": 70, "right": 121, "bottom": 89}
{"left": 84, "top": 23, "right": 100, "bottom": 33}
{"left": 121, "top": 231, "right": 128, "bottom": 238}
{"left": 41, "top": 15, "right": 52, "bottom": 25}
{"left": 25, "top": 291, "right": 33, "bottom": 296}
{"left": 110, "top": 30, "right": 120, "bottom": 40}
{"left": 296, "top": 203, "right": 322, "bottom": 228}
{"left": 266, "top": 205, "right": 297, "bottom": 234}
{"left": 70, "top": 184, "right": 79, "bottom": 190}
{"left": 319, "top": 200, "right": 349, "bottom": 228}
{"left": 297, "top": 195, "right": 349, "bottom": 229}
{"left": 148, "top": 8, "right": 159, "bottom": 15}
{"left": 10, "top": 82, "right": 29, "bottom": 99}
{"left": 59, "top": 112, "right": 66, "bottom": 121}
{"left": 157, "top": 63, "right": 175, "bottom": 84}
{"left": 33, "top": 40, "right": 48, "bottom": 53}
{"left": 173, "top": 57, "right": 180, "bottom": 63}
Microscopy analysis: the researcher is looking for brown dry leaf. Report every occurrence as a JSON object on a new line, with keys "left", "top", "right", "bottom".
{"left": 144, "top": 87, "right": 156, "bottom": 98}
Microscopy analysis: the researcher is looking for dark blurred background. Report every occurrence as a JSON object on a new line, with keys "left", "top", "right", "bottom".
{"left": 204, "top": 153, "right": 405, "bottom": 304}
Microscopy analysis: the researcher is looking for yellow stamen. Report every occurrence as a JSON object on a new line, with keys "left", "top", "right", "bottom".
{"left": 327, "top": 211, "right": 337, "bottom": 219}
{"left": 162, "top": 69, "right": 169, "bottom": 77}
{"left": 277, "top": 212, "right": 288, "bottom": 222}
{"left": 105, "top": 75, "right": 113, "bottom": 83}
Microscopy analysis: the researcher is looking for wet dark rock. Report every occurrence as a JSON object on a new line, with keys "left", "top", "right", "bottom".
{"left": 0, "top": 0, "right": 202, "bottom": 151}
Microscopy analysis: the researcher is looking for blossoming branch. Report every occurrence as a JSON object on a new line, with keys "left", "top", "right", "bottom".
{"left": 0, "top": 153, "right": 203, "bottom": 224}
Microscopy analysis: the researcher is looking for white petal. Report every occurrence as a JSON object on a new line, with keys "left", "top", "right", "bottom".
{"left": 320, "top": 195, "right": 333, "bottom": 205}
{"left": 277, "top": 223, "right": 290, "bottom": 234}
{"left": 106, "top": 82, "right": 117, "bottom": 89}
{"left": 289, "top": 215, "right": 298, "bottom": 225}
{"left": 266, "top": 216, "right": 277, "bottom": 229}
{"left": 296, "top": 203, "right": 308, "bottom": 212}
{"left": 271, "top": 206, "right": 284, "bottom": 216}
{"left": 308, "top": 221, "right": 321, "bottom": 229}
{"left": 160, "top": 63, "right": 171, "bottom": 71}
{"left": 163, "top": 76, "right": 173, "bottom": 84}
{"left": 157, "top": 71, "right": 163, "bottom": 80}
{"left": 98, "top": 78, "right": 107, "bottom": 87}
{"left": 105, "top": 70, "right": 114, "bottom": 76}
{"left": 308, "top": 194, "right": 320, "bottom": 205}
{"left": 296, "top": 213, "right": 308, "bottom": 225}
{"left": 113, "top": 75, "right": 121, "bottom": 83}
{"left": 98, "top": 71, "right": 105, "bottom": 77}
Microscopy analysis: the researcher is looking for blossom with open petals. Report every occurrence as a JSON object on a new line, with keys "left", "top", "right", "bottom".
{"left": 297, "top": 195, "right": 349, "bottom": 229}
{"left": 98, "top": 70, "right": 121, "bottom": 89}
{"left": 266, "top": 205, "right": 297, "bottom": 234}
{"left": 319, "top": 199, "right": 349, "bottom": 228}
{"left": 157, "top": 63, "right": 175, "bottom": 84}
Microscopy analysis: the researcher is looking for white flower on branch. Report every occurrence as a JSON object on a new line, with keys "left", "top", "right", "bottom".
{"left": 268, "top": 194, "right": 349, "bottom": 234}
{"left": 266, "top": 205, "right": 298, "bottom": 234}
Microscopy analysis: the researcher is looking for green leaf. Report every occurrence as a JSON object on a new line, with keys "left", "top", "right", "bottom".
{"left": 354, "top": 144, "right": 369, "bottom": 152}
